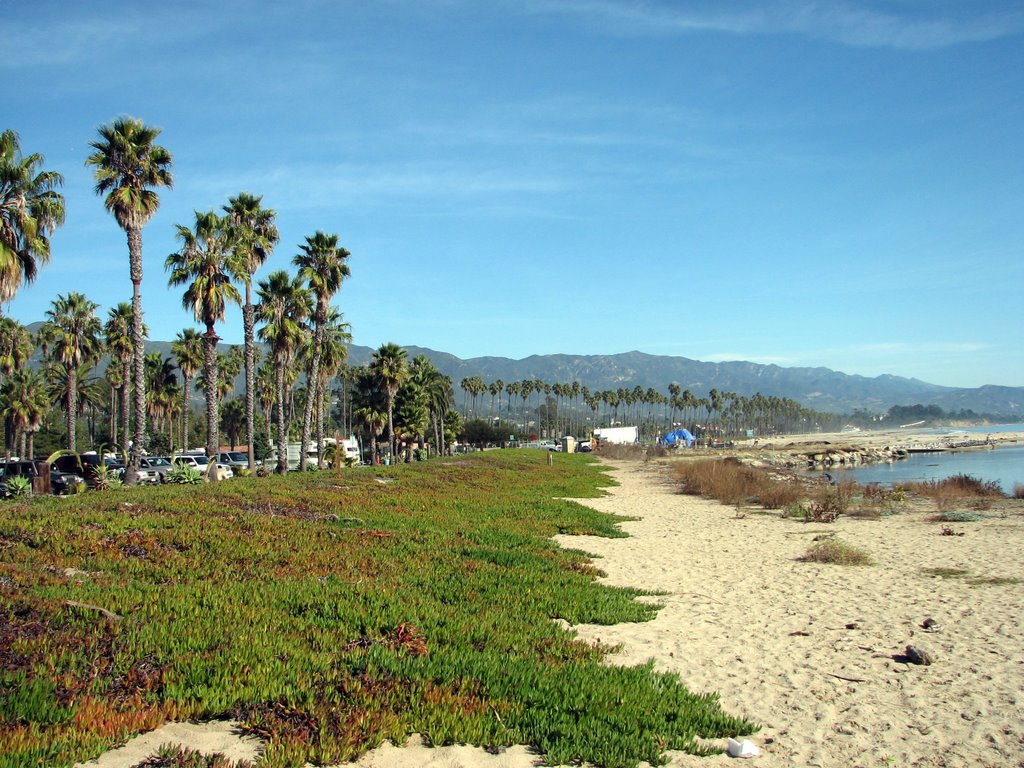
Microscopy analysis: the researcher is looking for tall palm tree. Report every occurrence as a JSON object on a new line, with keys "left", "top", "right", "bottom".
{"left": 371, "top": 342, "right": 408, "bottom": 462}
{"left": 86, "top": 117, "right": 173, "bottom": 478}
{"left": 293, "top": 231, "right": 350, "bottom": 471}
{"left": 170, "top": 328, "right": 203, "bottom": 452}
{"left": 38, "top": 292, "right": 102, "bottom": 451}
{"left": 0, "top": 130, "right": 65, "bottom": 308}
{"left": 255, "top": 270, "right": 311, "bottom": 473}
{"left": 223, "top": 192, "right": 278, "bottom": 471}
{"left": 166, "top": 210, "right": 240, "bottom": 475}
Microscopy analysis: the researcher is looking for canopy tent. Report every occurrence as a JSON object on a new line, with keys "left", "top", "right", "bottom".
{"left": 660, "top": 428, "right": 696, "bottom": 447}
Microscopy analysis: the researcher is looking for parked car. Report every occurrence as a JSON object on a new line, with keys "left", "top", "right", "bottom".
{"left": 0, "top": 460, "right": 84, "bottom": 496}
{"left": 139, "top": 456, "right": 174, "bottom": 483}
{"left": 51, "top": 453, "right": 138, "bottom": 487}
{"left": 172, "top": 454, "right": 233, "bottom": 481}
{"left": 217, "top": 451, "right": 250, "bottom": 471}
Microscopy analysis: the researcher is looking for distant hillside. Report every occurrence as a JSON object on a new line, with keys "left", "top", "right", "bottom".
{"left": 25, "top": 323, "right": 1024, "bottom": 416}
{"left": 345, "top": 346, "right": 1023, "bottom": 417}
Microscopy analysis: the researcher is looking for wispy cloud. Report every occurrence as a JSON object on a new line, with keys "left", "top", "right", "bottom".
{"left": 181, "top": 160, "right": 572, "bottom": 214}
{"left": 522, "top": 0, "right": 1024, "bottom": 50}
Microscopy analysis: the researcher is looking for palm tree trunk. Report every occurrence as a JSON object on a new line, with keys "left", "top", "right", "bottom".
{"left": 109, "top": 386, "right": 116, "bottom": 448}
{"left": 386, "top": 391, "right": 395, "bottom": 463}
{"left": 315, "top": 372, "right": 325, "bottom": 469}
{"left": 204, "top": 327, "right": 220, "bottom": 479}
{"left": 299, "top": 321, "right": 323, "bottom": 471}
{"left": 66, "top": 365, "right": 77, "bottom": 452}
{"left": 181, "top": 374, "right": 191, "bottom": 452}
{"left": 243, "top": 290, "right": 256, "bottom": 471}
{"left": 127, "top": 226, "right": 146, "bottom": 484}
{"left": 275, "top": 356, "right": 288, "bottom": 474}
{"left": 120, "top": 359, "right": 131, "bottom": 455}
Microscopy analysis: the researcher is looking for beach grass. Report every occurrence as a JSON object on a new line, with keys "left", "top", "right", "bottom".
{"left": 0, "top": 451, "right": 755, "bottom": 768}
{"left": 797, "top": 538, "right": 874, "bottom": 566}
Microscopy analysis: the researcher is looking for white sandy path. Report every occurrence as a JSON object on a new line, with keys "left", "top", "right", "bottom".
{"left": 79, "top": 459, "right": 1024, "bottom": 768}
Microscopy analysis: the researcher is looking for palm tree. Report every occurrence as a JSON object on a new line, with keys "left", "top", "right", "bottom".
{"left": 166, "top": 210, "right": 240, "bottom": 476}
{"left": 352, "top": 366, "right": 387, "bottom": 466}
{"left": 145, "top": 352, "right": 179, "bottom": 450}
{"left": 312, "top": 309, "right": 351, "bottom": 466}
{"left": 0, "top": 130, "right": 65, "bottom": 308}
{"left": 371, "top": 342, "right": 408, "bottom": 462}
{"left": 86, "top": 117, "right": 173, "bottom": 478}
{"left": 45, "top": 362, "right": 103, "bottom": 450}
{"left": 0, "top": 317, "right": 34, "bottom": 458}
{"left": 170, "top": 328, "right": 203, "bottom": 452}
{"left": 223, "top": 192, "right": 278, "bottom": 471}
{"left": 220, "top": 397, "right": 245, "bottom": 450}
{"left": 0, "top": 368, "right": 47, "bottom": 460}
{"left": 38, "top": 292, "right": 102, "bottom": 451}
{"left": 0, "top": 316, "right": 32, "bottom": 377}
{"left": 103, "top": 302, "right": 138, "bottom": 452}
{"left": 255, "top": 270, "right": 311, "bottom": 473}
{"left": 293, "top": 231, "right": 350, "bottom": 471}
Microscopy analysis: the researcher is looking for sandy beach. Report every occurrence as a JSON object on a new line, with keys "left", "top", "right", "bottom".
{"left": 80, "top": 454, "right": 1024, "bottom": 768}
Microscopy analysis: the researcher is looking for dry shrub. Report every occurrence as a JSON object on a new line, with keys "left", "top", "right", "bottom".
{"left": 903, "top": 473, "right": 1005, "bottom": 512}
{"left": 595, "top": 443, "right": 647, "bottom": 460}
{"left": 756, "top": 481, "right": 804, "bottom": 510}
{"left": 798, "top": 538, "right": 874, "bottom": 566}
{"left": 670, "top": 458, "right": 801, "bottom": 509}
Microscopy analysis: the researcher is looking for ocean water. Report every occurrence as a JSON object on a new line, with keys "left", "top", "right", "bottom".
{"left": 833, "top": 425, "right": 1024, "bottom": 494}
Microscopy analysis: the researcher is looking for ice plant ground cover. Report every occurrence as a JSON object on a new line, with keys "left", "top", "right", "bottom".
{"left": 0, "top": 451, "right": 755, "bottom": 768}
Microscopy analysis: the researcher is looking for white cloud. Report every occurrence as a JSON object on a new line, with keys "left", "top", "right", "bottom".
{"left": 522, "top": 0, "right": 1024, "bottom": 50}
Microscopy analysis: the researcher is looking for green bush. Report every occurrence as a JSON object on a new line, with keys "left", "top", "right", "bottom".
{"left": 2, "top": 475, "right": 31, "bottom": 499}
{"left": 166, "top": 464, "right": 204, "bottom": 484}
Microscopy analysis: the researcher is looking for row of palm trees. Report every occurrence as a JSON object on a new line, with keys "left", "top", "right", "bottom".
{"left": 460, "top": 376, "right": 836, "bottom": 440}
{"left": 2, "top": 121, "right": 377, "bottom": 477}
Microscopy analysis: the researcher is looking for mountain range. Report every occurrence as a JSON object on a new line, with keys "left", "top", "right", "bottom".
{"left": 341, "top": 345, "right": 1022, "bottom": 417}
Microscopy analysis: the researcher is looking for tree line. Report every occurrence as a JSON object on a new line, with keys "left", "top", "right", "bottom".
{"left": 2, "top": 122, "right": 458, "bottom": 475}
{"left": 454, "top": 377, "right": 839, "bottom": 442}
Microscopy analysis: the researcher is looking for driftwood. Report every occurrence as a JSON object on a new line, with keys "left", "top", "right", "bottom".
{"left": 63, "top": 600, "right": 122, "bottom": 621}
{"left": 827, "top": 672, "right": 867, "bottom": 683}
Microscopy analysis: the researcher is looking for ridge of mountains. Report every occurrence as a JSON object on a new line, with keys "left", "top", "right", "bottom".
{"left": 31, "top": 321, "right": 1022, "bottom": 416}
{"left": 343, "top": 345, "right": 1021, "bottom": 417}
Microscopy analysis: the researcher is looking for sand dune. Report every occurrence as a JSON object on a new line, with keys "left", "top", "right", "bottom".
{"left": 79, "top": 458, "right": 1024, "bottom": 768}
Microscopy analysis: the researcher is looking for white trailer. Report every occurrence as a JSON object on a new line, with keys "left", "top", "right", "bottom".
{"left": 593, "top": 426, "right": 639, "bottom": 444}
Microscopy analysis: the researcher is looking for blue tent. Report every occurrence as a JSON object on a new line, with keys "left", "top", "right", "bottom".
{"left": 661, "top": 429, "right": 695, "bottom": 447}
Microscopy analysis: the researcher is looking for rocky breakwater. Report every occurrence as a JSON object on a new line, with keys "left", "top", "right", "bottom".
{"left": 746, "top": 442, "right": 910, "bottom": 471}
{"left": 799, "top": 444, "right": 909, "bottom": 469}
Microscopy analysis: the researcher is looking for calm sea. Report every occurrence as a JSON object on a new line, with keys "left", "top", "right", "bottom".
{"left": 832, "top": 425, "right": 1024, "bottom": 494}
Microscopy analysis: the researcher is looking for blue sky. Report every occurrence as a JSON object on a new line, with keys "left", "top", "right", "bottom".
{"left": 4, "top": 0, "right": 1022, "bottom": 389}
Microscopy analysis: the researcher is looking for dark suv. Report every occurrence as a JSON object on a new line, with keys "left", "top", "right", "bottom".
{"left": 0, "top": 460, "right": 85, "bottom": 496}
